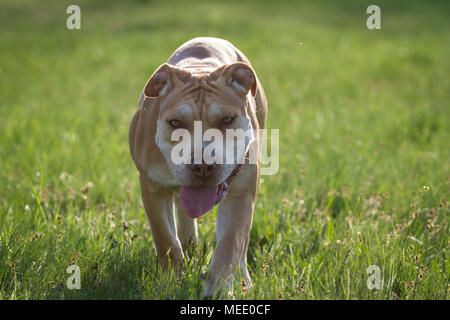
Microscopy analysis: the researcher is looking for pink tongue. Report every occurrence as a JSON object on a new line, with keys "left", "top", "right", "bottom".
{"left": 180, "top": 186, "right": 218, "bottom": 219}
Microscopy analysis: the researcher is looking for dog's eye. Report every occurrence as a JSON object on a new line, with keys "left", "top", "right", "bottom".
{"left": 167, "top": 119, "right": 181, "bottom": 128}
{"left": 222, "top": 116, "right": 235, "bottom": 125}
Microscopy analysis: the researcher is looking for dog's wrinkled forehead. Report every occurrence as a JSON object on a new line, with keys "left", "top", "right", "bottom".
{"left": 176, "top": 103, "right": 195, "bottom": 121}
{"left": 143, "top": 62, "right": 257, "bottom": 124}
{"left": 159, "top": 85, "right": 247, "bottom": 122}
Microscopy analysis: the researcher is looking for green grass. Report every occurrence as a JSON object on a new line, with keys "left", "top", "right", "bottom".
{"left": 0, "top": 0, "right": 449, "bottom": 299}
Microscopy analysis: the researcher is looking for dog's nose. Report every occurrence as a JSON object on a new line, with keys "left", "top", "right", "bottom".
{"left": 191, "top": 164, "right": 216, "bottom": 178}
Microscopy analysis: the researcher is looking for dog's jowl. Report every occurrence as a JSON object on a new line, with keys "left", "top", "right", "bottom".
{"left": 129, "top": 37, "right": 267, "bottom": 298}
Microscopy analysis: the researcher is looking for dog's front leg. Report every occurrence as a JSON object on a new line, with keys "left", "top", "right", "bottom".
{"left": 139, "top": 174, "right": 184, "bottom": 268}
{"left": 174, "top": 195, "right": 198, "bottom": 251}
{"left": 204, "top": 192, "right": 255, "bottom": 298}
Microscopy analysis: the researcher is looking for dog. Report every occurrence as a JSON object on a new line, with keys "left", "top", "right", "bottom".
{"left": 129, "top": 37, "right": 267, "bottom": 298}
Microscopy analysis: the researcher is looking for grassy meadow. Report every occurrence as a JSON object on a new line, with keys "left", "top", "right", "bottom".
{"left": 0, "top": 0, "right": 449, "bottom": 299}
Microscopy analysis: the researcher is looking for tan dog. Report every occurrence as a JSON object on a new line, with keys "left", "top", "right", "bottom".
{"left": 129, "top": 37, "right": 267, "bottom": 298}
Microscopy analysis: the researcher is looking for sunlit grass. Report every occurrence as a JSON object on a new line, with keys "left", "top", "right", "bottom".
{"left": 0, "top": 0, "right": 448, "bottom": 299}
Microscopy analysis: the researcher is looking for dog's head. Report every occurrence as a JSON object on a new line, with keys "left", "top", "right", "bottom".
{"left": 142, "top": 62, "right": 257, "bottom": 217}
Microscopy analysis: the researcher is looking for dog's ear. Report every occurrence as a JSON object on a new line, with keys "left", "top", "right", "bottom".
{"left": 210, "top": 62, "right": 257, "bottom": 97}
{"left": 143, "top": 63, "right": 192, "bottom": 98}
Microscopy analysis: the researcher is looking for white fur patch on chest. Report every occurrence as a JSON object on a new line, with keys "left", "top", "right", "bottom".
{"left": 146, "top": 163, "right": 179, "bottom": 186}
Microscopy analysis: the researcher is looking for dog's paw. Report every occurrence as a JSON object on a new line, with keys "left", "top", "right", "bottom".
{"left": 203, "top": 274, "right": 233, "bottom": 299}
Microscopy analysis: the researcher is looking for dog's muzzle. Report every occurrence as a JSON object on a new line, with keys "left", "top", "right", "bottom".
{"left": 179, "top": 164, "right": 243, "bottom": 218}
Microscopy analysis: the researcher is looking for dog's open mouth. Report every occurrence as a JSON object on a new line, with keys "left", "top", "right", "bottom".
{"left": 179, "top": 164, "right": 243, "bottom": 219}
